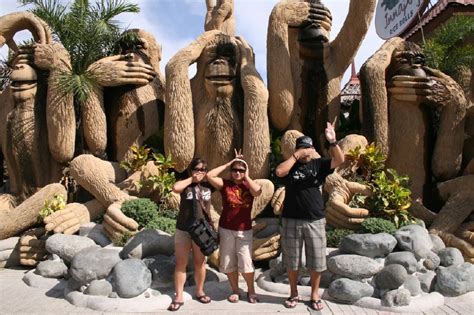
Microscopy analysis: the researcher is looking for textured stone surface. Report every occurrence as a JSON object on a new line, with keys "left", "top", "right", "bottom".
{"left": 328, "top": 278, "right": 374, "bottom": 303}
{"left": 385, "top": 251, "right": 417, "bottom": 274}
{"left": 381, "top": 288, "right": 411, "bottom": 307}
{"left": 70, "top": 247, "right": 122, "bottom": 284}
{"left": 435, "top": 263, "right": 474, "bottom": 296}
{"left": 46, "top": 234, "right": 98, "bottom": 262}
{"left": 80, "top": 223, "right": 111, "bottom": 247}
{"left": 403, "top": 275, "right": 421, "bottom": 296}
{"left": 85, "top": 279, "right": 113, "bottom": 296}
{"left": 143, "top": 255, "right": 175, "bottom": 289}
{"left": 417, "top": 270, "right": 437, "bottom": 293}
{"left": 423, "top": 251, "right": 441, "bottom": 270}
{"left": 35, "top": 260, "right": 68, "bottom": 278}
{"left": 429, "top": 234, "right": 445, "bottom": 254}
{"left": 0, "top": 237, "right": 20, "bottom": 251}
{"left": 120, "top": 229, "right": 174, "bottom": 259}
{"left": 339, "top": 233, "right": 397, "bottom": 258}
{"left": 438, "top": 247, "right": 464, "bottom": 267}
{"left": 375, "top": 264, "right": 408, "bottom": 290}
{"left": 395, "top": 225, "right": 433, "bottom": 259}
{"left": 110, "top": 259, "right": 152, "bottom": 298}
{"left": 328, "top": 254, "right": 383, "bottom": 279}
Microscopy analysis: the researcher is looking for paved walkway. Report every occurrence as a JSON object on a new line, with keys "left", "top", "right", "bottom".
{"left": 1, "top": 267, "right": 473, "bottom": 314}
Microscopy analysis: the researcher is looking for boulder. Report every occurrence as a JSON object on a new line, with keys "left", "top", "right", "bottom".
{"left": 143, "top": 255, "right": 176, "bottom": 289}
{"left": 327, "top": 255, "right": 383, "bottom": 279}
{"left": 395, "top": 225, "right": 433, "bottom": 259}
{"left": 85, "top": 279, "right": 113, "bottom": 296}
{"left": 110, "top": 258, "right": 152, "bottom": 298}
{"left": 385, "top": 251, "right": 417, "bottom": 274}
{"left": 339, "top": 233, "right": 397, "bottom": 258}
{"left": 0, "top": 237, "right": 19, "bottom": 251}
{"left": 423, "top": 251, "right": 440, "bottom": 270}
{"left": 435, "top": 263, "right": 474, "bottom": 296}
{"left": 328, "top": 278, "right": 374, "bottom": 303}
{"left": 120, "top": 229, "right": 174, "bottom": 259}
{"left": 375, "top": 264, "right": 408, "bottom": 290}
{"left": 417, "top": 271, "right": 437, "bottom": 293}
{"left": 438, "top": 247, "right": 464, "bottom": 267}
{"left": 80, "top": 223, "right": 111, "bottom": 247}
{"left": 381, "top": 288, "right": 411, "bottom": 307}
{"left": 403, "top": 275, "right": 421, "bottom": 296}
{"left": 70, "top": 247, "right": 122, "bottom": 284}
{"left": 429, "top": 234, "right": 445, "bottom": 254}
{"left": 35, "top": 260, "right": 68, "bottom": 278}
{"left": 46, "top": 234, "right": 98, "bottom": 262}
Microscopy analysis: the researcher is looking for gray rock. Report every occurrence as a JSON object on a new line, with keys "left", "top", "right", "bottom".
{"left": 274, "top": 274, "right": 289, "bottom": 284}
{"left": 328, "top": 255, "right": 383, "bottom": 279}
{"left": 395, "top": 225, "right": 433, "bottom": 259}
{"left": 85, "top": 279, "right": 113, "bottom": 296}
{"left": 339, "top": 233, "right": 397, "bottom": 258}
{"left": 186, "top": 268, "right": 220, "bottom": 286}
{"left": 0, "top": 237, "right": 19, "bottom": 251}
{"left": 417, "top": 271, "right": 437, "bottom": 293}
{"left": 253, "top": 218, "right": 280, "bottom": 238}
{"left": 35, "top": 260, "right": 68, "bottom": 278}
{"left": 120, "top": 229, "right": 174, "bottom": 259}
{"left": 435, "top": 262, "right": 474, "bottom": 296}
{"left": 328, "top": 278, "right": 374, "bottom": 303}
{"left": 385, "top": 251, "right": 417, "bottom": 274}
{"left": 403, "top": 275, "right": 421, "bottom": 296}
{"left": 423, "top": 251, "right": 441, "bottom": 270}
{"left": 375, "top": 264, "right": 408, "bottom": 290}
{"left": 70, "top": 247, "right": 122, "bottom": 284}
{"left": 298, "top": 276, "right": 311, "bottom": 286}
{"left": 381, "top": 288, "right": 411, "bottom": 307}
{"left": 429, "top": 234, "right": 445, "bottom": 254}
{"left": 46, "top": 234, "right": 98, "bottom": 262}
{"left": 80, "top": 223, "right": 111, "bottom": 247}
{"left": 110, "top": 259, "right": 152, "bottom": 298}
{"left": 438, "top": 247, "right": 464, "bottom": 267}
{"left": 143, "top": 255, "right": 176, "bottom": 289}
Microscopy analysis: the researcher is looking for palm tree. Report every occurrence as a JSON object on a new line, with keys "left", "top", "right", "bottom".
{"left": 19, "top": 0, "right": 140, "bottom": 104}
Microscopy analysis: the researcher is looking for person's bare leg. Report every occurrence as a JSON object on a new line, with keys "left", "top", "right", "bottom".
{"left": 310, "top": 271, "right": 322, "bottom": 300}
{"left": 287, "top": 269, "right": 299, "bottom": 297}
{"left": 173, "top": 240, "right": 191, "bottom": 303}
{"left": 241, "top": 272, "right": 255, "bottom": 294}
{"left": 227, "top": 271, "right": 239, "bottom": 293}
{"left": 192, "top": 242, "right": 210, "bottom": 302}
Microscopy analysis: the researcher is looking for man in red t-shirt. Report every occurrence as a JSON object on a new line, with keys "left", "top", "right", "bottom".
{"left": 207, "top": 151, "right": 262, "bottom": 304}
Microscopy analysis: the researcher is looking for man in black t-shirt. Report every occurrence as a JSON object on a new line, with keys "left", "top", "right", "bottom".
{"left": 275, "top": 123, "right": 344, "bottom": 311}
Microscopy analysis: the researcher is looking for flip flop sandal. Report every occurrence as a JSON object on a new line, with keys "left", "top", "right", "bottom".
{"left": 227, "top": 293, "right": 240, "bottom": 303}
{"left": 247, "top": 293, "right": 259, "bottom": 304}
{"left": 284, "top": 296, "right": 301, "bottom": 308}
{"left": 309, "top": 299, "right": 324, "bottom": 311}
{"left": 167, "top": 300, "right": 184, "bottom": 312}
{"left": 195, "top": 294, "right": 211, "bottom": 304}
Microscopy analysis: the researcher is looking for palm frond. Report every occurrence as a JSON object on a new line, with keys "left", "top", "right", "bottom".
{"left": 19, "top": 0, "right": 67, "bottom": 36}
{"left": 94, "top": 0, "right": 139, "bottom": 22}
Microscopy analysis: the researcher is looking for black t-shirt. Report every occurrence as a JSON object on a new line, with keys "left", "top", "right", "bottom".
{"left": 281, "top": 158, "right": 333, "bottom": 220}
{"left": 176, "top": 182, "right": 214, "bottom": 231}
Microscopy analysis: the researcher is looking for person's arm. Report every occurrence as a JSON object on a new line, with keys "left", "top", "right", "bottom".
{"left": 275, "top": 147, "right": 312, "bottom": 177}
{"left": 206, "top": 161, "right": 233, "bottom": 190}
{"left": 325, "top": 122, "right": 345, "bottom": 169}
{"left": 244, "top": 170, "right": 262, "bottom": 197}
{"left": 172, "top": 177, "right": 193, "bottom": 194}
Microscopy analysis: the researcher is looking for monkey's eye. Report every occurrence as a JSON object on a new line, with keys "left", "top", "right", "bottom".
{"left": 413, "top": 56, "right": 424, "bottom": 65}
{"left": 399, "top": 58, "right": 408, "bottom": 64}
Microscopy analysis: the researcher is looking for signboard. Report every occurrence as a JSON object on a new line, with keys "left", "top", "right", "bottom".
{"left": 375, "top": 0, "right": 429, "bottom": 39}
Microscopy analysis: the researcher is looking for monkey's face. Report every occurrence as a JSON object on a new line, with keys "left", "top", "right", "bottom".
{"left": 204, "top": 41, "right": 238, "bottom": 95}
{"left": 10, "top": 62, "right": 38, "bottom": 103}
{"left": 391, "top": 50, "right": 427, "bottom": 78}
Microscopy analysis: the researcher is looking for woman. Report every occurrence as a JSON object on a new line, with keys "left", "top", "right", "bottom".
{"left": 168, "top": 158, "right": 214, "bottom": 312}
{"left": 207, "top": 151, "right": 262, "bottom": 304}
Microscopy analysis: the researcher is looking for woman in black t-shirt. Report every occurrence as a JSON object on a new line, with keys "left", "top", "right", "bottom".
{"left": 168, "top": 158, "right": 213, "bottom": 311}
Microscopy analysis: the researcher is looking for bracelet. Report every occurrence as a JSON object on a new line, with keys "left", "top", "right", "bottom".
{"left": 292, "top": 154, "right": 298, "bottom": 161}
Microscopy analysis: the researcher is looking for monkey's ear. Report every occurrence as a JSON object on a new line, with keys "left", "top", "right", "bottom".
{"left": 360, "top": 37, "right": 405, "bottom": 154}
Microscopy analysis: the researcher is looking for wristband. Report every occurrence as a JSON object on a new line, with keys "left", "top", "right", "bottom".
{"left": 292, "top": 154, "right": 298, "bottom": 161}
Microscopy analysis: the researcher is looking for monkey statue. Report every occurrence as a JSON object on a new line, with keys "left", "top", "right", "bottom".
{"left": 360, "top": 37, "right": 467, "bottom": 201}
{"left": 205, "top": 0, "right": 235, "bottom": 36}
{"left": 267, "top": 0, "right": 376, "bottom": 151}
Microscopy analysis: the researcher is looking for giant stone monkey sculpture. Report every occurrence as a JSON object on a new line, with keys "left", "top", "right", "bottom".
{"left": 205, "top": 0, "right": 235, "bottom": 36}
{"left": 360, "top": 37, "right": 467, "bottom": 200}
{"left": 267, "top": 0, "right": 376, "bottom": 151}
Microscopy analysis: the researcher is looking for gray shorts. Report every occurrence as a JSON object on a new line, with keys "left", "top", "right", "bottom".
{"left": 281, "top": 218, "right": 327, "bottom": 272}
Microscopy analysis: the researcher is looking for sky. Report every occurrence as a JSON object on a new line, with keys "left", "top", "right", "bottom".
{"left": 0, "top": 0, "right": 385, "bottom": 84}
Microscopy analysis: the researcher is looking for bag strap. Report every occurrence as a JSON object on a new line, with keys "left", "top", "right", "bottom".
{"left": 194, "top": 185, "right": 215, "bottom": 229}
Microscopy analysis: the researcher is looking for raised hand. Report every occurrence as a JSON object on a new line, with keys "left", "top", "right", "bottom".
{"left": 325, "top": 121, "right": 337, "bottom": 144}
{"left": 102, "top": 202, "right": 139, "bottom": 243}
{"left": 388, "top": 75, "right": 434, "bottom": 103}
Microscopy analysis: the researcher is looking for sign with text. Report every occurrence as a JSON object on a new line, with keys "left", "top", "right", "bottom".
{"left": 375, "top": 0, "right": 429, "bottom": 39}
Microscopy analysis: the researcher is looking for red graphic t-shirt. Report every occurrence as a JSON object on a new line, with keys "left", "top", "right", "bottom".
{"left": 219, "top": 179, "right": 254, "bottom": 231}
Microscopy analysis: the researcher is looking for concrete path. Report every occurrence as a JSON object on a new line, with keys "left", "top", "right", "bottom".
{"left": 1, "top": 267, "right": 473, "bottom": 314}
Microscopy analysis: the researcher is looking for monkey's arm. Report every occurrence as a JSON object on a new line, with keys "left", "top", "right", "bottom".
{"left": 33, "top": 42, "right": 75, "bottom": 163}
{"left": 164, "top": 31, "right": 220, "bottom": 172}
{"left": 267, "top": 0, "right": 309, "bottom": 130}
{"left": 205, "top": 0, "right": 235, "bottom": 35}
{"left": 236, "top": 37, "right": 270, "bottom": 179}
{"left": 330, "top": 0, "right": 376, "bottom": 75}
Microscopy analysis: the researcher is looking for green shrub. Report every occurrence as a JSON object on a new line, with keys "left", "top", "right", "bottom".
{"left": 146, "top": 217, "right": 177, "bottom": 235}
{"left": 361, "top": 217, "right": 397, "bottom": 234}
{"left": 112, "top": 231, "right": 134, "bottom": 247}
{"left": 326, "top": 229, "right": 354, "bottom": 248}
{"left": 120, "top": 198, "right": 159, "bottom": 229}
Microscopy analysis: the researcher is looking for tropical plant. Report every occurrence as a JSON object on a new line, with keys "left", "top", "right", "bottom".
{"left": 360, "top": 217, "right": 397, "bottom": 234}
{"left": 146, "top": 217, "right": 176, "bottom": 235}
{"left": 37, "top": 194, "right": 66, "bottom": 223}
{"left": 423, "top": 16, "right": 474, "bottom": 77}
{"left": 120, "top": 198, "right": 159, "bottom": 229}
{"left": 326, "top": 228, "right": 354, "bottom": 247}
{"left": 138, "top": 152, "right": 176, "bottom": 201}
{"left": 345, "top": 142, "right": 386, "bottom": 182}
{"left": 120, "top": 145, "right": 151, "bottom": 172}
{"left": 18, "top": 0, "right": 140, "bottom": 115}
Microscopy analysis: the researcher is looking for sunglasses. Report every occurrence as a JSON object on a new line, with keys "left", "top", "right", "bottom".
{"left": 231, "top": 168, "right": 246, "bottom": 173}
{"left": 192, "top": 167, "right": 207, "bottom": 172}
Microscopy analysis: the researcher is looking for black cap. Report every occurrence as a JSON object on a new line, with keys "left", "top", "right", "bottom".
{"left": 295, "top": 136, "right": 313, "bottom": 149}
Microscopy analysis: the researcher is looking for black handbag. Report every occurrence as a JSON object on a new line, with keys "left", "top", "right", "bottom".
{"left": 188, "top": 186, "right": 219, "bottom": 256}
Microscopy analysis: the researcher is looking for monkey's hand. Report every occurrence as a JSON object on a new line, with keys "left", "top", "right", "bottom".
{"left": 87, "top": 54, "right": 156, "bottom": 87}
{"left": 44, "top": 201, "right": 104, "bottom": 235}
{"left": 235, "top": 36, "right": 254, "bottom": 68}
{"left": 33, "top": 42, "right": 71, "bottom": 71}
{"left": 253, "top": 233, "right": 281, "bottom": 261}
{"left": 205, "top": 0, "right": 233, "bottom": 32}
{"left": 184, "top": 30, "right": 222, "bottom": 63}
{"left": 324, "top": 173, "right": 371, "bottom": 230}
{"left": 103, "top": 202, "right": 139, "bottom": 243}
{"left": 271, "top": 187, "right": 286, "bottom": 216}
{"left": 388, "top": 75, "right": 434, "bottom": 103}
{"left": 305, "top": 1, "right": 332, "bottom": 31}
{"left": 273, "top": 1, "right": 310, "bottom": 27}
{"left": 19, "top": 227, "right": 49, "bottom": 267}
